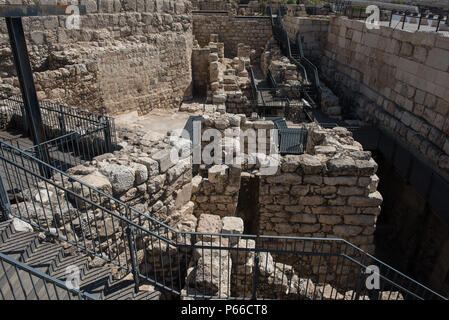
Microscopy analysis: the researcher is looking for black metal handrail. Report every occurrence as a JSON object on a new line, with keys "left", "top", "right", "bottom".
{"left": 0, "top": 252, "right": 99, "bottom": 300}
{"left": 0, "top": 140, "right": 446, "bottom": 300}
{"left": 0, "top": 95, "right": 115, "bottom": 172}
{"left": 268, "top": 6, "right": 321, "bottom": 109}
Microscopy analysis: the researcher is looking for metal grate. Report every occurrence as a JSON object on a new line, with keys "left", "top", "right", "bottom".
{"left": 278, "top": 127, "right": 308, "bottom": 155}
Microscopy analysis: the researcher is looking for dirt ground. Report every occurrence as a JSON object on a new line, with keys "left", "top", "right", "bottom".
{"left": 114, "top": 101, "right": 204, "bottom": 134}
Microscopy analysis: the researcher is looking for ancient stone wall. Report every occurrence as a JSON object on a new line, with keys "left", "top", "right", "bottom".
{"left": 283, "top": 15, "right": 329, "bottom": 63}
{"left": 0, "top": 0, "right": 194, "bottom": 115}
{"left": 191, "top": 0, "right": 237, "bottom": 11}
{"left": 259, "top": 125, "right": 382, "bottom": 255}
{"left": 65, "top": 127, "right": 194, "bottom": 226}
{"left": 321, "top": 17, "right": 449, "bottom": 177}
{"left": 192, "top": 13, "right": 273, "bottom": 61}
{"left": 191, "top": 164, "right": 241, "bottom": 218}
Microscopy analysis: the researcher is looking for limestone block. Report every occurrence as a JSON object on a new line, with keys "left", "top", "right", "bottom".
{"left": 231, "top": 239, "right": 255, "bottom": 265}
{"left": 71, "top": 172, "right": 112, "bottom": 207}
{"left": 297, "top": 154, "right": 324, "bottom": 175}
{"left": 327, "top": 156, "right": 358, "bottom": 176}
{"left": 175, "top": 183, "right": 192, "bottom": 209}
{"left": 166, "top": 158, "right": 190, "bottom": 183}
{"left": 208, "top": 165, "right": 228, "bottom": 183}
{"left": 343, "top": 214, "right": 376, "bottom": 226}
{"left": 197, "top": 214, "right": 222, "bottom": 236}
{"left": 317, "top": 215, "right": 342, "bottom": 225}
{"left": 152, "top": 150, "right": 174, "bottom": 173}
{"left": 136, "top": 157, "right": 159, "bottom": 177}
{"left": 333, "top": 225, "right": 363, "bottom": 237}
{"left": 347, "top": 191, "right": 383, "bottom": 207}
{"left": 130, "top": 163, "right": 148, "bottom": 185}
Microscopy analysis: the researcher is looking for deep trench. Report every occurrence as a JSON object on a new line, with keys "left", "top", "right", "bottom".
{"left": 235, "top": 174, "right": 260, "bottom": 235}
{"left": 373, "top": 152, "right": 449, "bottom": 297}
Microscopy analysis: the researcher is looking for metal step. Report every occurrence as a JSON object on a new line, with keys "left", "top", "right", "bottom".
{"left": 23, "top": 242, "right": 65, "bottom": 274}
{"left": 0, "top": 266, "right": 45, "bottom": 300}
{"left": 0, "top": 220, "right": 12, "bottom": 242}
{"left": 78, "top": 267, "right": 111, "bottom": 299}
{"left": 104, "top": 278, "right": 136, "bottom": 300}
{"left": 0, "top": 231, "right": 39, "bottom": 261}
{"left": 134, "top": 290, "right": 162, "bottom": 300}
{"left": 49, "top": 253, "right": 89, "bottom": 281}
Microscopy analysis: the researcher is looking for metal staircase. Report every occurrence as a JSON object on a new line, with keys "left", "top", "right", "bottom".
{"left": 0, "top": 219, "right": 161, "bottom": 300}
{"left": 268, "top": 7, "right": 322, "bottom": 110}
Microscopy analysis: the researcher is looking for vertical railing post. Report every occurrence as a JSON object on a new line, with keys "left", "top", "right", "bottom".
{"left": 0, "top": 173, "right": 11, "bottom": 222}
{"left": 58, "top": 104, "right": 66, "bottom": 136}
{"left": 103, "top": 121, "right": 112, "bottom": 153}
{"left": 251, "top": 252, "right": 260, "bottom": 300}
{"left": 6, "top": 17, "right": 51, "bottom": 178}
{"left": 402, "top": 12, "right": 407, "bottom": 30}
{"left": 20, "top": 102, "right": 29, "bottom": 134}
{"left": 126, "top": 224, "right": 140, "bottom": 294}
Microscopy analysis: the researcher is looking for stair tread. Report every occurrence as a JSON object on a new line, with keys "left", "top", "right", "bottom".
{"left": 24, "top": 244, "right": 64, "bottom": 273}
{"left": 134, "top": 290, "right": 162, "bottom": 300}
{"left": 79, "top": 267, "right": 111, "bottom": 299}
{"left": 0, "top": 232, "right": 38, "bottom": 260}
{"left": 104, "top": 279, "right": 136, "bottom": 300}
{"left": 51, "top": 254, "right": 88, "bottom": 280}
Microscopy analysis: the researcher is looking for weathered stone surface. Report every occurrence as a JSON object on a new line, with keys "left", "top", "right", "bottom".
{"left": 297, "top": 154, "right": 324, "bottom": 175}
{"left": 231, "top": 239, "right": 255, "bottom": 265}
{"left": 100, "top": 164, "right": 135, "bottom": 195}
{"left": 208, "top": 165, "right": 228, "bottom": 183}
{"left": 196, "top": 214, "right": 222, "bottom": 235}
{"left": 12, "top": 218, "right": 33, "bottom": 233}
{"left": 152, "top": 150, "right": 174, "bottom": 173}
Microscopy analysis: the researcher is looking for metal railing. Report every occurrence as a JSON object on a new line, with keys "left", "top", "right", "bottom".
{"left": 0, "top": 141, "right": 446, "bottom": 300}
{"left": 268, "top": 7, "right": 321, "bottom": 109}
{"left": 0, "top": 252, "right": 98, "bottom": 300}
{"left": 389, "top": 11, "right": 449, "bottom": 32}
{"left": 0, "top": 95, "right": 115, "bottom": 172}
{"left": 330, "top": 2, "right": 449, "bottom": 32}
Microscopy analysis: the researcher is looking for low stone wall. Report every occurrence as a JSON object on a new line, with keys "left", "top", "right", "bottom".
{"left": 191, "top": 164, "right": 241, "bottom": 217}
{"left": 259, "top": 124, "right": 381, "bottom": 255}
{"left": 321, "top": 16, "right": 449, "bottom": 177}
{"left": 193, "top": 13, "right": 273, "bottom": 61}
